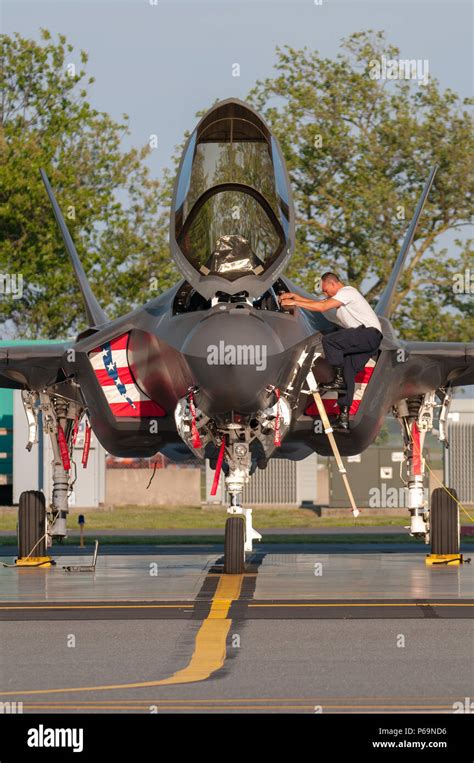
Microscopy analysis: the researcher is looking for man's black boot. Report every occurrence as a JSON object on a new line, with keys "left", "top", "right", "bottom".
{"left": 319, "top": 367, "right": 346, "bottom": 393}
{"left": 333, "top": 404, "right": 350, "bottom": 431}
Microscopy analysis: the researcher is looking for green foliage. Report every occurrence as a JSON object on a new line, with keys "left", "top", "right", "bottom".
{"left": 248, "top": 31, "right": 474, "bottom": 341}
{"left": 0, "top": 30, "right": 177, "bottom": 338}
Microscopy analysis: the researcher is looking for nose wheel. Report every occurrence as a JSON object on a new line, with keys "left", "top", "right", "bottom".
{"left": 224, "top": 506, "right": 262, "bottom": 574}
{"left": 224, "top": 515, "right": 246, "bottom": 574}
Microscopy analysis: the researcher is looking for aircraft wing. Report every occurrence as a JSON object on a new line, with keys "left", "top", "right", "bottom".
{"left": 0, "top": 341, "right": 73, "bottom": 390}
{"left": 402, "top": 339, "right": 474, "bottom": 388}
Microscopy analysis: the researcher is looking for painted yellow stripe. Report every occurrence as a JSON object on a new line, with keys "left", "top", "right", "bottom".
{"left": 0, "top": 574, "right": 243, "bottom": 696}
{"left": 157, "top": 573, "right": 242, "bottom": 685}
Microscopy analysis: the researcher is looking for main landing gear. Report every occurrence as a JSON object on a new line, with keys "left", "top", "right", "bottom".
{"left": 426, "top": 487, "right": 462, "bottom": 565}
{"left": 15, "top": 390, "right": 84, "bottom": 567}
{"left": 16, "top": 490, "right": 53, "bottom": 567}
{"left": 394, "top": 391, "right": 463, "bottom": 565}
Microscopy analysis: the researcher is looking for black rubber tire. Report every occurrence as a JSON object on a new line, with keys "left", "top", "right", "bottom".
{"left": 224, "top": 516, "right": 245, "bottom": 574}
{"left": 18, "top": 490, "right": 46, "bottom": 558}
{"left": 430, "top": 487, "right": 460, "bottom": 555}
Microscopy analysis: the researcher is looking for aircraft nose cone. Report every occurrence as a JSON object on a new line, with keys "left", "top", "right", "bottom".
{"left": 181, "top": 308, "right": 285, "bottom": 414}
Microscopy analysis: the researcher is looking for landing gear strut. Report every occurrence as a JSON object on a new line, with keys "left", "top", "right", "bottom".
{"left": 394, "top": 392, "right": 464, "bottom": 564}
{"left": 174, "top": 388, "right": 287, "bottom": 574}
{"left": 15, "top": 389, "right": 84, "bottom": 567}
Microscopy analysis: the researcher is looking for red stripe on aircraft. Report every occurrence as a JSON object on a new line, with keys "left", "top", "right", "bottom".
{"left": 305, "top": 398, "right": 362, "bottom": 417}
{"left": 354, "top": 366, "right": 374, "bottom": 384}
{"left": 109, "top": 400, "right": 166, "bottom": 417}
{"left": 108, "top": 334, "right": 129, "bottom": 351}
{"left": 94, "top": 367, "right": 135, "bottom": 386}
{"left": 90, "top": 333, "right": 129, "bottom": 356}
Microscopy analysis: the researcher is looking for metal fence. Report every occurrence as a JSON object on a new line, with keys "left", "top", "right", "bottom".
{"left": 225, "top": 458, "right": 298, "bottom": 505}
{"left": 446, "top": 422, "right": 474, "bottom": 503}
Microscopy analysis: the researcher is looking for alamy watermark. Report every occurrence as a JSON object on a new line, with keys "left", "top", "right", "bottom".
{"left": 27, "top": 724, "right": 83, "bottom": 753}
{"left": 207, "top": 341, "right": 267, "bottom": 371}
{"left": 369, "top": 56, "right": 430, "bottom": 86}
{"left": 369, "top": 485, "right": 429, "bottom": 508}
{"left": 452, "top": 269, "right": 473, "bottom": 294}
{"left": 0, "top": 273, "right": 23, "bottom": 300}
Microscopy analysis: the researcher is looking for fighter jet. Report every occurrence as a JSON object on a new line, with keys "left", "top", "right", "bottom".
{"left": 1, "top": 99, "right": 472, "bottom": 572}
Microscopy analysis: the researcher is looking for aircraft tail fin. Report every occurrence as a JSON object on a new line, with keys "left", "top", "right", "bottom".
{"left": 375, "top": 165, "right": 438, "bottom": 318}
{"left": 40, "top": 169, "right": 107, "bottom": 327}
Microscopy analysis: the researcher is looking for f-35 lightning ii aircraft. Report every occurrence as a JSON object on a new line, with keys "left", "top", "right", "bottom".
{"left": 1, "top": 99, "right": 472, "bottom": 572}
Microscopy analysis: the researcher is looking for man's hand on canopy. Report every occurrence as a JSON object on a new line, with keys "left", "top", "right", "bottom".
{"left": 279, "top": 292, "right": 301, "bottom": 307}
{"left": 279, "top": 292, "right": 343, "bottom": 312}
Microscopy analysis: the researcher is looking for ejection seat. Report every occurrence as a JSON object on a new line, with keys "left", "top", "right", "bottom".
{"left": 204, "top": 234, "right": 265, "bottom": 279}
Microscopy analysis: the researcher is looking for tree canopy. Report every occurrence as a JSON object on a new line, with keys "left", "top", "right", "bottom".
{"left": 248, "top": 31, "right": 473, "bottom": 340}
{"left": 0, "top": 29, "right": 176, "bottom": 339}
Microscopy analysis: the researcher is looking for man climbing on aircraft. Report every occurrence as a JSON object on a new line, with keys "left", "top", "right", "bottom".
{"left": 279, "top": 273, "right": 383, "bottom": 430}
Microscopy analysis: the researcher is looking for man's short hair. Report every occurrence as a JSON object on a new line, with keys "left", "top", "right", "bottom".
{"left": 320, "top": 272, "right": 342, "bottom": 284}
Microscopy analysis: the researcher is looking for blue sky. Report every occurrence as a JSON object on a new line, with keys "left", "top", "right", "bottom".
{"left": 3, "top": 0, "right": 472, "bottom": 180}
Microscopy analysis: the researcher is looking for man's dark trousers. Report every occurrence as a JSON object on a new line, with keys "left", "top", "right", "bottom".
{"left": 322, "top": 326, "right": 383, "bottom": 408}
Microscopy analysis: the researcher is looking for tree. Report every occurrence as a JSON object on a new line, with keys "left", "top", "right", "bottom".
{"left": 248, "top": 31, "right": 473, "bottom": 341}
{"left": 0, "top": 30, "right": 177, "bottom": 339}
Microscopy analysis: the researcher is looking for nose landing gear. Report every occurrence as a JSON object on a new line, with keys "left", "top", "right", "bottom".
{"left": 224, "top": 497, "right": 262, "bottom": 574}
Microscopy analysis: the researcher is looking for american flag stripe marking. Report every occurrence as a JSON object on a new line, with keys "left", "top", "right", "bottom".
{"left": 89, "top": 332, "right": 166, "bottom": 418}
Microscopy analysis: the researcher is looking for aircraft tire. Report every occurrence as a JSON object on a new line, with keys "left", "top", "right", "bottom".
{"left": 430, "top": 487, "right": 460, "bottom": 555}
{"left": 18, "top": 490, "right": 47, "bottom": 558}
{"left": 224, "top": 516, "right": 245, "bottom": 574}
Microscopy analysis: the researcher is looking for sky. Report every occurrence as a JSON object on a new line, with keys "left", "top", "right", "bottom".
{"left": 3, "top": 0, "right": 473, "bottom": 181}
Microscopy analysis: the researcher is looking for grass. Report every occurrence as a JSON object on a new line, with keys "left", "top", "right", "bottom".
{"left": 1, "top": 504, "right": 472, "bottom": 537}
{"left": 0, "top": 504, "right": 429, "bottom": 531}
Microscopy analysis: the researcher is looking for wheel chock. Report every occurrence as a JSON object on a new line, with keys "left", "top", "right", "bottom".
{"left": 15, "top": 556, "right": 55, "bottom": 567}
{"left": 425, "top": 554, "right": 463, "bottom": 566}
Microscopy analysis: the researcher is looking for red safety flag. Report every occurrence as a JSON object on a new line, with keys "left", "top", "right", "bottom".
{"left": 57, "top": 423, "right": 71, "bottom": 472}
{"left": 210, "top": 440, "right": 226, "bottom": 496}
{"left": 189, "top": 392, "right": 203, "bottom": 448}
{"left": 72, "top": 416, "right": 79, "bottom": 445}
{"left": 411, "top": 421, "right": 422, "bottom": 475}
{"left": 274, "top": 388, "right": 281, "bottom": 447}
{"left": 82, "top": 422, "right": 91, "bottom": 468}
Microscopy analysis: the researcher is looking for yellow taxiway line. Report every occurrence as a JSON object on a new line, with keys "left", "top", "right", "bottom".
{"left": 0, "top": 574, "right": 243, "bottom": 696}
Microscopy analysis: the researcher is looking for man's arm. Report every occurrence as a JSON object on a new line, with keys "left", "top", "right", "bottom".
{"left": 279, "top": 292, "right": 342, "bottom": 312}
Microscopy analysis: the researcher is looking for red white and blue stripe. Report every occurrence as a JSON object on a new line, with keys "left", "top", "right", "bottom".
{"left": 89, "top": 333, "right": 166, "bottom": 418}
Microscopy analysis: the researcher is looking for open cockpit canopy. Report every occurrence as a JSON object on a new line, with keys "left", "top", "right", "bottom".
{"left": 170, "top": 99, "right": 294, "bottom": 300}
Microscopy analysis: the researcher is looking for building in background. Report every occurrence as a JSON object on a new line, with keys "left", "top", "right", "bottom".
{"left": 204, "top": 453, "right": 318, "bottom": 506}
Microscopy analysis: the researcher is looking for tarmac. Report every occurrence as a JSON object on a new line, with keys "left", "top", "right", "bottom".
{"left": 0, "top": 540, "right": 472, "bottom": 713}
